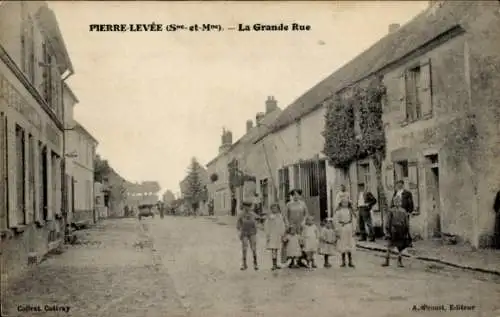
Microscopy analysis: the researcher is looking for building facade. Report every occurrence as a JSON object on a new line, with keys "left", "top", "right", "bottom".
{"left": 254, "top": 1, "right": 500, "bottom": 247}
{"left": 206, "top": 97, "right": 281, "bottom": 216}
{"left": 66, "top": 121, "right": 98, "bottom": 226}
{"left": 0, "top": 1, "right": 74, "bottom": 281}
{"left": 252, "top": 106, "right": 336, "bottom": 223}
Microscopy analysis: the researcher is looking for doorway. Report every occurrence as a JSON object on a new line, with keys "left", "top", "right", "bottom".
{"left": 39, "top": 144, "right": 48, "bottom": 221}
{"left": 425, "top": 154, "right": 441, "bottom": 238}
{"left": 318, "top": 160, "right": 328, "bottom": 222}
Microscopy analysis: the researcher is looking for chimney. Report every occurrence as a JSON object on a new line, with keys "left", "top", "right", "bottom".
{"left": 246, "top": 120, "right": 253, "bottom": 133}
{"left": 388, "top": 23, "right": 400, "bottom": 34}
{"left": 221, "top": 127, "right": 226, "bottom": 145}
{"left": 255, "top": 112, "right": 265, "bottom": 126}
{"left": 225, "top": 130, "right": 233, "bottom": 144}
{"left": 265, "top": 96, "right": 278, "bottom": 114}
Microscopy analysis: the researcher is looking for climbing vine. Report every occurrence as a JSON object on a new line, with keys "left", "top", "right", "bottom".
{"left": 322, "top": 93, "right": 357, "bottom": 169}
{"left": 323, "top": 75, "right": 389, "bottom": 222}
{"left": 358, "top": 76, "right": 387, "bottom": 160}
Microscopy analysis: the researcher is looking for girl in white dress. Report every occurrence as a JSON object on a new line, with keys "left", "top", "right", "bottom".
{"left": 302, "top": 216, "right": 320, "bottom": 268}
{"left": 334, "top": 198, "right": 356, "bottom": 268}
{"left": 264, "top": 203, "right": 286, "bottom": 270}
{"left": 283, "top": 226, "right": 301, "bottom": 268}
{"left": 319, "top": 218, "right": 336, "bottom": 268}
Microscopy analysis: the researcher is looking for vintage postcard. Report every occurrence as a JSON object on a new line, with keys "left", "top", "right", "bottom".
{"left": 1, "top": 1, "right": 500, "bottom": 316}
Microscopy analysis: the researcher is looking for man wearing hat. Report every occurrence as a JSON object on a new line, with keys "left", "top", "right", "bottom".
{"left": 236, "top": 200, "right": 260, "bottom": 271}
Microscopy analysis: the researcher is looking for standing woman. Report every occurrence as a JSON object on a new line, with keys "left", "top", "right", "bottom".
{"left": 283, "top": 189, "right": 309, "bottom": 267}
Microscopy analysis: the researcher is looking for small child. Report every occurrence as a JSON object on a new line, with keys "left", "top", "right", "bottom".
{"left": 236, "top": 202, "right": 259, "bottom": 271}
{"left": 302, "top": 216, "right": 319, "bottom": 268}
{"left": 333, "top": 198, "right": 356, "bottom": 268}
{"left": 382, "top": 196, "right": 411, "bottom": 268}
{"left": 283, "top": 226, "right": 301, "bottom": 268}
{"left": 318, "top": 218, "right": 336, "bottom": 268}
{"left": 264, "top": 203, "right": 286, "bottom": 270}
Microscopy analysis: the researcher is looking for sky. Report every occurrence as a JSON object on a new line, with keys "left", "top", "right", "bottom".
{"left": 48, "top": 1, "right": 428, "bottom": 195}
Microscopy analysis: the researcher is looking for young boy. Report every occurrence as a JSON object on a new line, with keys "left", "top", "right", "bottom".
{"left": 382, "top": 196, "right": 411, "bottom": 267}
{"left": 237, "top": 201, "right": 259, "bottom": 271}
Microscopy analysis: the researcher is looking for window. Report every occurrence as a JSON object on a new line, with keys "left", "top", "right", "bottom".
{"left": 42, "top": 42, "right": 51, "bottom": 104}
{"left": 399, "top": 59, "right": 433, "bottom": 124}
{"left": 310, "top": 161, "right": 319, "bottom": 197}
{"left": 395, "top": 160, "right": 409, "bottom": 184}
{"left": 405, "top": 66, "right": 421, "bottom": 122}
{"left": 357, "top": 162, "right": 370, "bottom": 188}
{"left": 15, "top": 125, "right": 26, "bottom": 225}
{"left": 278, "top": 167, "right": 290, "bottom": 200}
{"left": 20, "top": 3, "right": 35, "bottom": 83}
{"left": 51, "top": 152, "right": 58, "bottom": 218}
{"left": 28, "top": 134, "right": 35, "bottom": 223}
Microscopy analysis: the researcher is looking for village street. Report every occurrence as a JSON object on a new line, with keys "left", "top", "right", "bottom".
{"left": 3, "top": 216, "right": 500, "bottom": 317}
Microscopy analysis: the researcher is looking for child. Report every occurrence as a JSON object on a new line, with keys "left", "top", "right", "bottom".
{"left": 319, "top": 218, "right": 336, "bottom": 268}
{"left": 236, "top": 201, "right": 259, "bottom": 271}
{"left": 302, "top": 216, "right": 319, "bottom": 268}
{"left": 283, "top": 226, "right": 301, "bottom": 268}
{"left": 333, "top": 198, "right": 356, "bottom": 268}
{"left": 382, "top": 196, "right": 411, "bottom": 268}
{"left": 264, "top": 203, "right": 286, "bottom": 270}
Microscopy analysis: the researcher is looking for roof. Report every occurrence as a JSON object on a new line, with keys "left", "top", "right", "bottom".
{"left": 206, "top": 108, "right": 282, "bottom": 167}
{"left": 74, "top": 121, "right": 99, "bottom": 144}
{"left": 63, "top": 81, "right": 79, "bottom": 103}
{"left": 34, "top": 3, "right": 74, "bottom": 75}
{"left": 258, "top": 1, "right": 475, "bottom": 140}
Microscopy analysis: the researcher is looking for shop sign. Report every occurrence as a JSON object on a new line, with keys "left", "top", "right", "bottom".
{"left": 0, "top": 74, "right": 42, "bottom": 131}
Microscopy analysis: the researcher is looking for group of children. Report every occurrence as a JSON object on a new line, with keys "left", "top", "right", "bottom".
{"left": 237, "top": 195, "right": 412, "bottom": 271}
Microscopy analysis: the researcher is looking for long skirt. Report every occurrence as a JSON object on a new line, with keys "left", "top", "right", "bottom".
{"left": 336, "top": 224, "right": 356, "bottom": 253}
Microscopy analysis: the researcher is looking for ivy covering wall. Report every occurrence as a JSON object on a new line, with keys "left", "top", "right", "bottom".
{"left": 323, "top": 76, "right": 387, "bottom": 168}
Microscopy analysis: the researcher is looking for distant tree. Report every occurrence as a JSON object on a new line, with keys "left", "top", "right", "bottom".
{"left": 94, "top": 154, "right": 111, "bottom": 182}
{"left": 184, "top": 157, "right": 204, "bottom": 213}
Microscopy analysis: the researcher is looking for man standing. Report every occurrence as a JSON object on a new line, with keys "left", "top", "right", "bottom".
{"left": 391, "top": 180, "right": 415, "bottom": 246}
{"left": 357, "top": 184, "right": 377, "bottom": 242}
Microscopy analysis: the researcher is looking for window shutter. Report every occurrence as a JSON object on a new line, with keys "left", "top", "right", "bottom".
{"left": 408, "top": 161, "right": 419, "bottom": 213}
{"left": 395, "top": 72, "right": 407, "bottom": 124}
{"left": 385, "top": 163, "right": 394, "bottom": 191}
{"left": 419, "top": 59, "right": 433, "bottom": 119}
{"left": 7, "top": 121, "right": 18, "bottom": 227}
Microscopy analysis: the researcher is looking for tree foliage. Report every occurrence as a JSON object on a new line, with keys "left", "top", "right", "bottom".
{"left": 184, "top": 157, "right": 204, "bottom": 209}
{"left": 94, "top": 154, "right": 111, "bottom": 182}
{"left": 322, "top": 94, "right": 357, "bottom": 168}
{"left": 358, "top": 76, "right": 387, "bottom": 160}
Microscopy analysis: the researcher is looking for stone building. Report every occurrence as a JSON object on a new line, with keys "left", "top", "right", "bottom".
{"left": 329, "top": 0, "right": 500, "bottom": 248}
{"left": 0, "top": 1, "right": 74, "bottom": 281}
{"left": 206, "top": 128, "right": 232, "bottom": 215}
{"left": 65, "top": 121, "right": 98, "bottom": 226}
{"left": 206, "top": 97, "right": 281, "bottom": 216}
{"left": 257, "top": 1, "right": 500, "bottom": 247}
